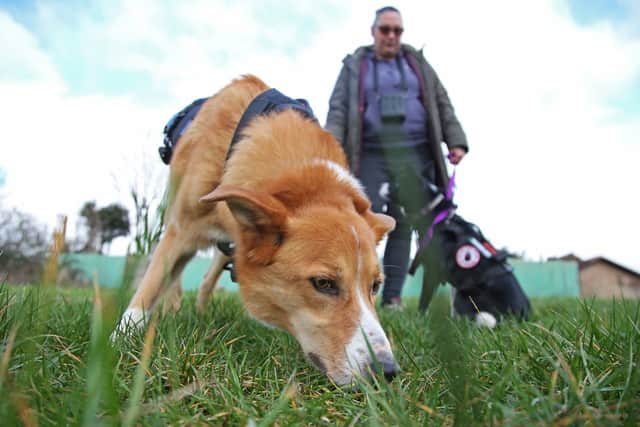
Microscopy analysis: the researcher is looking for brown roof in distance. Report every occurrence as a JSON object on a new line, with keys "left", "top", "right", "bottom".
{"left": 579, "top": 257, "right": 640, "bottom": 278}
{"left": 549, "top": 254, "right": 640, "bottom": 277}
{"left": 551, "top": 253, "right": 582, "bottom": 263}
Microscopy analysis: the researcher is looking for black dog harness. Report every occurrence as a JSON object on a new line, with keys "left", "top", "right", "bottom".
{"left": 159, "top": 97, "right": 208, "bottom": 164}
{"left": 159, "top": 88, "right": 317, "bottom": 281}
{"left": 226, "top": 88, "right": 316, "bottom": 162}
{"left": 159, "top": 88, "right": 315, "bottom": 165}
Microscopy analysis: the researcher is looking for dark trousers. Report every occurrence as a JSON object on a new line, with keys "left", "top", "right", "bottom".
{"left": 359, "top": 146, "right": 435, "bottom": 303}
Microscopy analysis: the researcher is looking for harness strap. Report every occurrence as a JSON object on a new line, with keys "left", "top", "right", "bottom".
{"left": 221, "top": 88, "right": 316, "bottom": 282}
{"left": 408, "top": 167, "right": 457, "bottom": 275}
{"left": 226, "top": 88, "right": 316, "bottom": 164}
{"left": 159, "top": 97, "right": 208, "bottom": 164}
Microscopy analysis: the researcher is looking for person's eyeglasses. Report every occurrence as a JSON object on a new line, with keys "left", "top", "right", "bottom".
{"left": 377, "top": 26, "right": 403, "bottom": 36}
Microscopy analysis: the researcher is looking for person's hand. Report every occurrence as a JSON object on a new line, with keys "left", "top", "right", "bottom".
{"left": 447, "top": 147, "right": 466, "bottom": 165}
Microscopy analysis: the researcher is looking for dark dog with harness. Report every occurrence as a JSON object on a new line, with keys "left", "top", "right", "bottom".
{"left": 408, "top": 178, "right": 531, "bottom": 326}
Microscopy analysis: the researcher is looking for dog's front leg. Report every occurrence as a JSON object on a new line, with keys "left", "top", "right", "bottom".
{"left": 114, "top": 226, "right": 195, "bottom": 335}
{"left": 162, "top": 277, "right": 183, "bottom": 314}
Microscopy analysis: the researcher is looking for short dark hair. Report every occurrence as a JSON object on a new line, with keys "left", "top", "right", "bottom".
{"left": 373, "top": 6, "right": 401, "bottom": 27}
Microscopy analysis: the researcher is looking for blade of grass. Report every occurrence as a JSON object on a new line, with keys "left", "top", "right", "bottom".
{"left": 0, "top": 325, "right": 17, "bottom": 388}
{"left": 122, "top": 313, "right": 158, "bottom": 427}
{"left": 257, "top": 371, "right": 298, "bottom": 427}
{"left": 82, "top": 278, "right": 110, "bottom": 426}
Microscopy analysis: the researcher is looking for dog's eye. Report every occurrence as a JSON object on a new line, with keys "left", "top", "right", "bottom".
{"left": 310, "top": 277, "right": 339, "bottom": 295}
{"left": 371, "top": 280, "right": 382, "bottom": 296}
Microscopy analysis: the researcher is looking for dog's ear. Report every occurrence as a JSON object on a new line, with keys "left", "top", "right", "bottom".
{"left": 350, "top": 190, "right": 395, "bottom": 243}
{"left": 200, "top": 185, "right": 287, "bottom": 264}
{"left": 364, "top": 210, "right": 396, "bottom": 244}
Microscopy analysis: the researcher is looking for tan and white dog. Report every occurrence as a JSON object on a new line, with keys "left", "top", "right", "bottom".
{"left": 113, "top": 75, "right": 399, "bottom": 385}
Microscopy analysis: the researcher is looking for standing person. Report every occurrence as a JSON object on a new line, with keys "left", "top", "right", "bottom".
{"left": 325, "top": 6, "right": 468, "bottom": 308}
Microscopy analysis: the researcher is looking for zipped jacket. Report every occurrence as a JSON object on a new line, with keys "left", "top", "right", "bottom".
{"left": 325, "top": 44, "right": 468, "bottom": 188}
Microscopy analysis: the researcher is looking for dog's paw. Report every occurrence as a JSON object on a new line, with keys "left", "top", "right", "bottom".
{"left": 475, "top": 311, "right": 497, "bottom": 329}
{"left": 110, "top": 308, "right": 147, "bottom": 341}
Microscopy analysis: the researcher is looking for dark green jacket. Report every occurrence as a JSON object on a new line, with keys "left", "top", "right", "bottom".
{"left": 325, "top": 44, "right": 468, "bottom": 188}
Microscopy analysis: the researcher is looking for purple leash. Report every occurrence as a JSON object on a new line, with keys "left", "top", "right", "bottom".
{"left": 408, "top": 167, "right": 456, "bottom": 275}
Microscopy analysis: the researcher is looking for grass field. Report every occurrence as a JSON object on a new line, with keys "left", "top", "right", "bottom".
{"left": 1, "top": 284, "right": 638, "bottom": 426}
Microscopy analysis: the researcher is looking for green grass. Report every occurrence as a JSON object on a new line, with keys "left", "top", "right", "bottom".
{"left": 1, "top": 284, "right": 638, "bottom": 426}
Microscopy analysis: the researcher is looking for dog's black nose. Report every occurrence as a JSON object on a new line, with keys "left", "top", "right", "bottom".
{"left": 369, "top": 359, "right": 401, "bottom": 382}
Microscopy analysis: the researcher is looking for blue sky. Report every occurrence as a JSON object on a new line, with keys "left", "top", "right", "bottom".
{"left": 567, "top": 0, "right": 640, "bottom": 115}
{"left": 1, "top": 0, "right": 639, "bottom": 271}
{"left": 3, "top": 0, "right": 639, "bottom": 111}
{"left": 2, "top": 0, "right": 346, "bottom": 103}
{"left": 569, "top": 0, "right": 630, "bottom": 27}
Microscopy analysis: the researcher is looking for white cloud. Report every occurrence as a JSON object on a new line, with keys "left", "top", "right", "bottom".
{"left": 1, "top": 1, "right": 639, "bottom": 271}
{"left": 0, "top": 10, "right": 168, "bottom": 243}
{"left": 0, "top": 12, "right": 64, "bottom": 87}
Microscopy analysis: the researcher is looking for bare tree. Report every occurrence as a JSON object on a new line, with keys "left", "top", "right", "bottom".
{"left": 78, "top": 201, "right": 100, "bottom": 253}
{"left": 0, "top": 203, "right": 49, "bottom": 283}
{"left": 110, "top": 134, "right": 168, "bottom": 256}
{"left": 76, "top": 201, "right": 131, "bottom": 254}
{"left": 97, "top": 202, "right": 130, "bottom": 253}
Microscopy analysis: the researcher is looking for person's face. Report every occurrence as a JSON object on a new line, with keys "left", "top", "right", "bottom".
{"left": 372, "top": 11, "right": 403, "bottom": 59}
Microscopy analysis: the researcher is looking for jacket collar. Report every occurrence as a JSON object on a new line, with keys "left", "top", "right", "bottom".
{"left": 345, "top": 44, "right": 422, "bottom": 72}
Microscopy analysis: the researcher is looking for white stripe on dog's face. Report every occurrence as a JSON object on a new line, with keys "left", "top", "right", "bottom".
{"left": 345, "top": 287, "right": 394, "bottom": 373}
{"left": 344, "top": 227, "right": 394, "bottom": 374}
